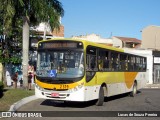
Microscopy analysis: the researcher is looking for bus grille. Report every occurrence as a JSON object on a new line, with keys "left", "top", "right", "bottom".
{"left": 43, "top": 92, "right": 70, "bottom": 98}
{"left": 44, "top": 88, "right": 68, "bottom": 91}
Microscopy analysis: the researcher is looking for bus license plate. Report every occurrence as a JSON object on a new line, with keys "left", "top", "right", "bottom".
{"left": 51, "top": 93, "right": 59, "bottom": 97}
{"left": 59, "top": 85, "right": 69, "bottom": 89}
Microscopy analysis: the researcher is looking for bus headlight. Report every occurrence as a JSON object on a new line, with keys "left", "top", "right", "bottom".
{"left": 35, "top": 84, "right": 44, "bottom": 91}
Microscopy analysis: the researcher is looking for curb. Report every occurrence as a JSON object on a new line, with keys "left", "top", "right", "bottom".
{"left": 144, "top": 87, "right": 160, "bottom": 89}
{"left": 9, "top": 95, "right": 38, "bottom": 112}
{"left": 144, "top": 86, "right": 160, "bottom": 89}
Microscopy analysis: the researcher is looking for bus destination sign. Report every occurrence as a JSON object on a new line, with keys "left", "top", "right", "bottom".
{"left": 40, "top": 41, "right": 83, "bottom": 49}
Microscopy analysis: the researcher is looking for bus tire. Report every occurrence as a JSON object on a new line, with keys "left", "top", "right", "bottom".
{"left": 96, "top": 86, "right": 104, "bottom": 106}
{"left": 130, "top": 82, "right": 137, "bottom": 97}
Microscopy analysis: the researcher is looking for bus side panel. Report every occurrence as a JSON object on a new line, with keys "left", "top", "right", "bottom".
{"left": 135, "top": 72, "right": 147, "bottom": 90}
{"left": 84, "top": 85, "right": 100, "bottom": 101}
{"left": 107, "top": 83, "right": 132, "bottom": 97}
{"left": 97, "top": 72, "right": 126, "bottom": 96}
{"left": 124, "top": 72, "right": 147, "bottom": 93}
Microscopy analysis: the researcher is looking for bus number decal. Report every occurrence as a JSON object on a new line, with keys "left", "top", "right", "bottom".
{"left": 60, "top": 85, "right": 69, "bottom": 89}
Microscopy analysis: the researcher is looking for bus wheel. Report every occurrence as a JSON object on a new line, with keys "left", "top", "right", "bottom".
{"left": 96, "top": 86, "right": 104, "bottom": 106}
{"left": 130, "top": 82, "right": 137, "bottom": 97}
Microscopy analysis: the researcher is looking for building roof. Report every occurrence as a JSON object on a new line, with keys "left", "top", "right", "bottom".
{"left": 135, "top": 44, "right": 141, "bottom": 48}
{"left": 114, "top": 36, "right": 141, "bottom": 43}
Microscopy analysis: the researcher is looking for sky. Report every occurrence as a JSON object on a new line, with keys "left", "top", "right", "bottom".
{"left": 60, "top": 0, "right": 160, "bottom": 40}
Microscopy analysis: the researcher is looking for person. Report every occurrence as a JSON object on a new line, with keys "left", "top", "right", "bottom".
{"left": 12, "top": 72, "right": 18, "bottom": 89}
{"left": 90, "top": 57, "right": 96, "bottom": 70}
{"left": 98, "top": 56, "right": 103, "bottom": 70}
{"left": 103, "top": 57, "right": 109, "bottom": 69}
{"left": 19, "top": 78, "right": 23, "bottom": 88}
{"left": 28, "top": 72, "right": 32, "bottom": 90}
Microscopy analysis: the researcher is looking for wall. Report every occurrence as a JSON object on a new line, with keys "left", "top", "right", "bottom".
{"left": 112, "top": 36, "right": 123, "bottom": 48}
{"left": 72, "top": 34, "right": 113, "bottom": 44}
{"left": 142, "top": 26, "right": 160, "bottom": 50}
{"left": 52, "top": 25, "right": 64, "bottom": 37}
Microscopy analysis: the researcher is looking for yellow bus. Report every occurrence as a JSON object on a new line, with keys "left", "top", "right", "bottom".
{"left": 35, "top": 38, "right": 147, "bottom": 106}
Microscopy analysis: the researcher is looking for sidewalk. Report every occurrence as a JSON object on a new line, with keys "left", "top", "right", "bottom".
{"left": 144, "top": 84, "right": 160, "bottom": 89}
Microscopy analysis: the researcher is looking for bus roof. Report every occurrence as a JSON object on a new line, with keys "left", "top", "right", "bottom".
{"left": 38, "top": 38, "right": 124, "bottom": 53}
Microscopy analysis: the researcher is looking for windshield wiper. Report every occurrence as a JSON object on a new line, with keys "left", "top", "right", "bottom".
{"left": 37, "top": 76, "right": 74, "bottom": 84}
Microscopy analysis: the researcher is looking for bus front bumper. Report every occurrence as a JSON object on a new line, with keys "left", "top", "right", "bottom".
{"left": 35, "top": 84, "right": 86, "bottom": 102}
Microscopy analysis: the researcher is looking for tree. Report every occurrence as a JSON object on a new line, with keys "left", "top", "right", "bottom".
{"left": 0, "top": 1, "right": 23, "bottom": 85}
{"left": 0, "top": 0, "right": 64, "bottom": 88}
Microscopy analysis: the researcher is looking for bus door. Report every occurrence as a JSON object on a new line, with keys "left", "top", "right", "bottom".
{"left": 85, "top": 46, "right": 98, "bottom": 100}
{"left": 86, "top": 46, "right": 98, "bottom": 84}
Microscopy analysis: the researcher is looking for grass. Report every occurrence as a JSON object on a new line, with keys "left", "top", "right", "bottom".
{"left": 0, "top": 88, "right": 35, "bottom": 111}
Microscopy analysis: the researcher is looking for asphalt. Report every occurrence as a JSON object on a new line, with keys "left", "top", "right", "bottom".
{"left": 8, "top": 84, "right": 160, "bottom": 112}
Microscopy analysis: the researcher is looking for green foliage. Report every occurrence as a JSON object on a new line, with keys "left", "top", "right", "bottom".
{"left": 0, "top": 0, "right": 64, "bottom": 32}
{"left": 0, "top": 81, "right": 4, "bottom": 89}
{"left": 10, "top": 56, "right": 22, "bottom": 64}
{"left": 0, "top": 0, "right": 64, "bottom": 64}
{"left": 0, "top": 56, "right": 22, "bottom": 64}
{"left": 0, "top": 50, "right": 22, "bottom": 64}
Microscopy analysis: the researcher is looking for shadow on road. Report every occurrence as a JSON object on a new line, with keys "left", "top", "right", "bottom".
{"left": 104, "top": 91, "right": 141, "bottom": 102}
{"left": 40, "top": 99, "right": 96, "bottom": 108}
{"left": 40, "top": 91, "right": 142, "bottom": 108}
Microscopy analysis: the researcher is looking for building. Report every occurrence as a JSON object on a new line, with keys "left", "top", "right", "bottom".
{"left": 72, "top": 34, "right": 113, "bottom": 46}
{"left": 152, "top": 51, "right": 160, "bottom": 84}
{"left": 142, "top": 25, "right": 160, "bottom": 50}
{"left": 52, "top": 25, "right": 64, "bottom": 37}
{"left": 141, "top": 25, "right": 160, "bottom": 84}
{"left": 112, "top": 36, "right": 141, "bottom": 48}
{"left": 30, "top": 22, "right": 64, "bottom": 39}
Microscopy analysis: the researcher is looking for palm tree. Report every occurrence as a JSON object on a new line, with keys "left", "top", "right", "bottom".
{"left": 0, "top": 0, "right": 64, "bottom": 89}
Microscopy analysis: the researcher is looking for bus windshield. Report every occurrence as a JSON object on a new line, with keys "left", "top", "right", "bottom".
{"left": 36, "top": 50, "right": 84, "bottom": 79}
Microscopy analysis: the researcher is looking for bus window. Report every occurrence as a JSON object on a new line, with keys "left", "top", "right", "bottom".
{"left": 120, "top": 54, "right": 128, "bottom": 71}
{"left": 98, "top": 56, "right": 103, "bottom": 71}
{"left": 129, "top": 56, "right": 136, "bottom": 71}
{"left": 132, "top": 56, "right": 136, "bottom": 71}
{"left": 143, "top": 58, "right": 147, "bottom": 70}
{"left": 103, "top": 56, "right": 109, "bottom": 70}
{"left": 140, "top": 57, "right": 143, "bottom": 70}
{"left": 111, "top": 52, "right": 119, "bottom": 71}
{"left": 86, "top": 46, "right": 97, "bottom": 71}
{"left": 136, "top": 57, "right": 140, "bottom": 71}
{"left": 98, "top": 49, "right": 109, "bottom": 71}
{"left": 36, "top": 50, "right": 84, "bottom": 78}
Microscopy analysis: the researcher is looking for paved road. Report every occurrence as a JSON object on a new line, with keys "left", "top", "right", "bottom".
{"left": 3, "top": 89, "right": 160, "bottom": 120}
